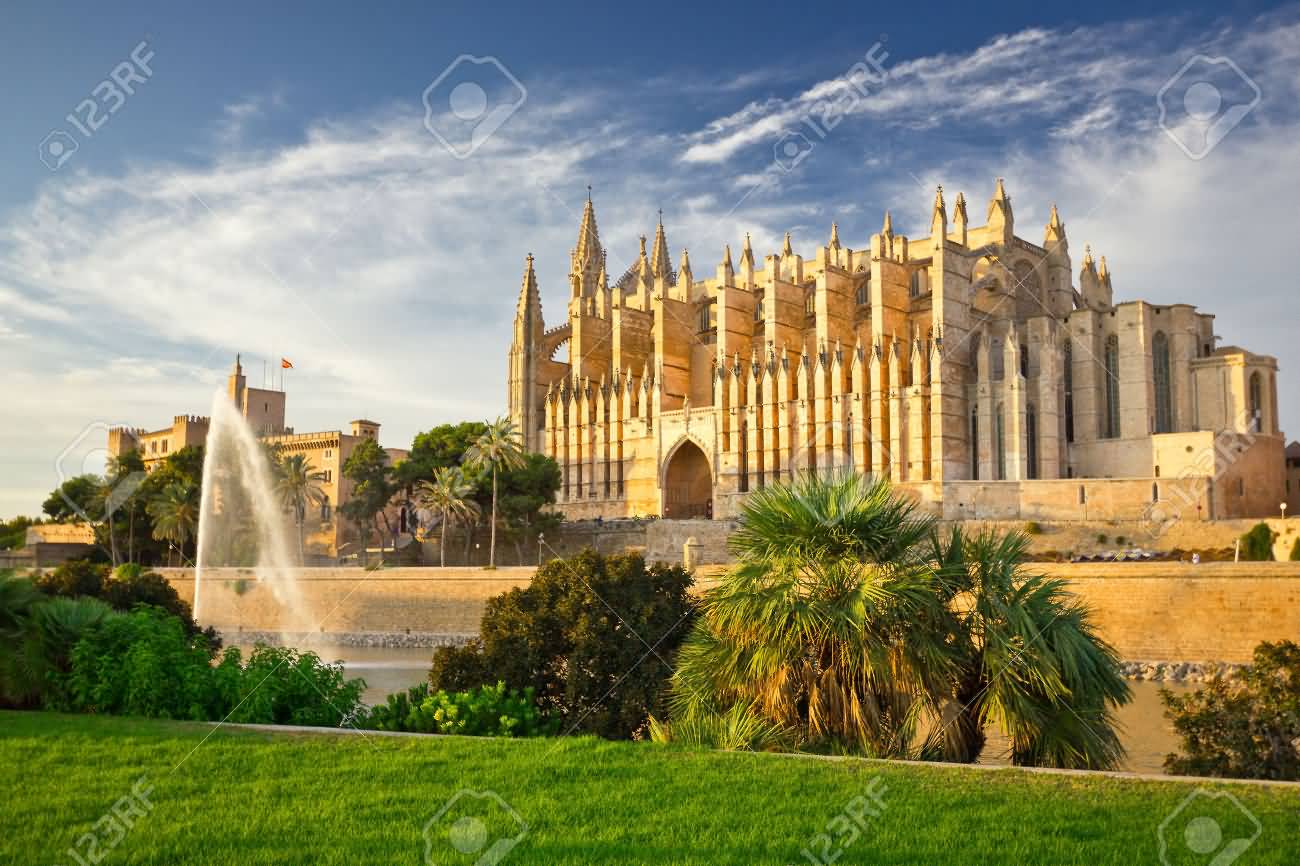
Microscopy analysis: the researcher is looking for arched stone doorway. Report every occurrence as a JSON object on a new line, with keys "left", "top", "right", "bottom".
{"left": 663, "top": 439, "right": 712, "bottom": 519}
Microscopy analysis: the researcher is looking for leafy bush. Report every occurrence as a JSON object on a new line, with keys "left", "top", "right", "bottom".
{"left": 0, "top": 570, "right": 114, "bottom": 709}
{"left": 212, "top": 645, "right": 364, "bottom": 727}
{"left": 363, "top": 681, "right": 554, "bottom": 737}
{"left": 1024, "top": 521, "right": 1042, "bottom": 535}
{"left": 66, "top": 606, "right": 216, "bottom": 719}
{"left": 362, "top": 682, "right": 432, "bottom": 731}
{"left": 1291, "top": 537, "right": 1300, "bottom": 561}
{"left": 1096, "top": 533, "right": 1108, "bottom": 544}
{"left": 36, "top": 561, "right": 218, "bottom": 650}
{"left": 1240, "top": 522, "right": 1276, "bottom": 561}
{"left": 35, "top": 559, "right": 106, "bottom": 598}
{"left": 1163, "top": 640, "right": 1300, "bottom": 780}
{"left": 47, "top": 604, "right": 362, "bottom": 725}
{"left": 430, "top": 550, "right": 695, "bottom": 739}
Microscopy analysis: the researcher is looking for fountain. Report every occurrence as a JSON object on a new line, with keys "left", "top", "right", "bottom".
{"left": 194, "top": 388, "right": 307, "bottom": 629}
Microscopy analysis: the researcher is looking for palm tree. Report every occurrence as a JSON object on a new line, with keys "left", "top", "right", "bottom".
{"left": 667, "top": 471, "right": 957, "bottom": 757}
{"left": 927, "top": 526, "right": 1130, "bottom": 768}
{"left": 147, "top": 481, "right": 200, "bottom": 566}
{"left": 274, "top": 453, "right": 328, "bottom": 564}
{"left": 418, "top": 466, "right": 481, "bottom": 567}
{"left": 463, "top": 417, "right": 526, "bottom": 569}
{"left": 664, "top": 471, "right": 1130, "bottom": 769}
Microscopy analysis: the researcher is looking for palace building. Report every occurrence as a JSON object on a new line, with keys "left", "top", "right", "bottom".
{"left": 508, "top": 183, "right": 1286, "bottom": 524}
{"left": 108, "top": 357, "right": 409, "bottom": 558}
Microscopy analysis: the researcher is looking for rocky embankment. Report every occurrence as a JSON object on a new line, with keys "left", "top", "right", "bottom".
{"left": 1119, "top": 660, "right": 1248, "bottom": 683}
{"left": 221, "top": 630, "right": 475, "bottom": 649}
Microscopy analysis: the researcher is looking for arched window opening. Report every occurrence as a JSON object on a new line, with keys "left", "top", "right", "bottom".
{"left": 1026, "top": 404, "right": 1039, "bottom": 480}
{"left": 1249, "top": 372, "right": 1263, "bottom": 432}
{"left": 1020, "top": 343, "right": 1030, "bottom": 379}
{"left": 995, "top": 403, "right": 1007, "bottom": 480}
{"left": 970, "top": 333, "right": 981, "bottom": 381}
{"left": 1153, "top": 331, "right": 1174, "bottom": 433}
{"left": 1104, "top": 334, "right": 1120, "bottom": 438}
{"left": 910, "top": 269, "right": 929, "bottom": 298}
{"left": 969, "top": 407, "right": 979, "bottom": 480}
{"left": 1064, "top": 339, "right": 1075, "bottom": 443}
{"left": 1152, "top": 482, "right": 1160, "bottom": 503}
{"left": 992, "top": 339, "right": 1005, "bottom": 381}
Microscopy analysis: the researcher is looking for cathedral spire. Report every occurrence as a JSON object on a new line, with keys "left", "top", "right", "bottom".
{"left": 782, "top": 232, "right": 794, "bottom": 258}
{"left": 677, "top": 248, "right": 693, "bottom": 295}
{"left": 930, "top": 185, "right": 947, "bottom": 237}
{"left": 1044, "top": 202, "right": 1066, "bottom": 247}
{"left": 574, "top": 195, "right": 601, "bottom": 268}
{"left": 516, "top": 252, "right": 540, "bottom": 316}
{"left": 829, "top": 222, "right": 841, "bottom": 249}
{"left": 882, "top": 210, "right": 893, "bottom": 235}
{"left": 741, "top": 232, "right": 755, "bottom": 267}
{"left": 650, "top": 210, "right": 671, "bottom": 279}
{"left": 1081, "top": 244, "right": 1096, "bottom": 272}
{"left": 953, "top": 191, "right": 969, "bottom": 245}
{"left": 986, "top": 177, "right": 1014, "bottom": 237}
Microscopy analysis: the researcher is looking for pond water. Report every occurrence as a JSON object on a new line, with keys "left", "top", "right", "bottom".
{"left": 275, "top": 643, "right": 1193, "bottom": 775}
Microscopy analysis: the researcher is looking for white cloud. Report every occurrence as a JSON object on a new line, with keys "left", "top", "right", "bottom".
{"left": 4, "top": 8, "right": 1300, "bottom": 517}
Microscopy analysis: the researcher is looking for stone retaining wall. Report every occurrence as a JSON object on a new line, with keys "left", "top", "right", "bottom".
{"left": 162, "top": 561, "right": 1300, "bottom": 665}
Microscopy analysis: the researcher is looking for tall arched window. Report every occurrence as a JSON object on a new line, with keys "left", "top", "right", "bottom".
{"left": 995, "top": 403, "right": 1007, "bottom": 480}
{"left": 1104, "top": 334, "right": 1120, "bottom": 438}
{"left": 1026, "top": 404, "right": 1039, "bottom": 479}
{"left": 970, "top": 332, "right": 981, "bottom": 381}
{"left": 969, "top": 406, "right": 979, "bottom": 480}
{"left": 1063, "top": 338, "right": 1075, "bottom": 443}
{"left": 1249, "top": 372, "right": 1263, "bottom": 432}
{"left": 1153, "top": 331, "right": 1173, "bottom": 433}
{"left": 992, "top": 338, "right": 1005, "bottom": 381}
{"left": 910, "top": 269, "right": 928, "bottom": 297}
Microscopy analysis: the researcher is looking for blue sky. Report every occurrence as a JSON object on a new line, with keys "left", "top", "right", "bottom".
{"left": 1, "top": 0, "right": 1297, "bottom": 517}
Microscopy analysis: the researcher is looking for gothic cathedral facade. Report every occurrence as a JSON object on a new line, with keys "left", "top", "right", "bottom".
{"left": 509, "top": 182, "right": 1284, "bottom": 524}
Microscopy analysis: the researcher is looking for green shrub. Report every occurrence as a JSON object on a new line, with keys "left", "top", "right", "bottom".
{"left": 364, "top": 681, "right": 554, "bottom": 737}
{"left": 1291, "top": 537, "right": 1300, "bottom": 561}
{"left": 1115, "top": 535, "right": 1127, "bottom": 545}
{"left": 1024, "top": 521, "right": 1042, "bottom": 535}
{"left": 66, "top": 606, "right": 216, "bottom": 719}
{"left": 428, "top": 638, "right": 489, "bottom": 692}
{"left": 1240, "top": 522, "right": 1275, "bottom": 561}
{"left": 1096, "top": 533, "right": 1108, "bottom": 544}
{"left": 213, "top": 645, "right": 364, "bottom": 727}
{"left": 1163, "top": 640, "right": 1300, "bottom": 780}
{"left": 362, "top": 682, "right": 432, "bottom": 731}
{"left": 430, "top": 549, "right": 695, "bottom": 739}
{"left": 60, "top": 607, "right": 362, "bottom": 725}
{"left": 35, "top": 560, "right": 106, "bottom": 598}
{"left": 0, "top": 575, "right": 114, "bottom": 709}
{"left": 36, "top": 561, "right": 217, "bottom": 649}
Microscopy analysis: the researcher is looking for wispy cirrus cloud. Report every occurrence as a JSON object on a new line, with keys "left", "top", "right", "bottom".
{"left": 4, "top": 7, "right": 1300, "bottom": 517}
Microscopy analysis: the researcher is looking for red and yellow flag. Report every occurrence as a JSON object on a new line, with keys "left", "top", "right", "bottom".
{"left": 281, "top": 358, "right": 294, "bottom": 369}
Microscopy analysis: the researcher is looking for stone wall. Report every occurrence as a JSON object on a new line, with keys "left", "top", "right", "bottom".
{"left": 163, "top": 561, "right": 1300, "bottom": 664}
{"left": 160, "top": 567, "right": 533, "bottom": 636}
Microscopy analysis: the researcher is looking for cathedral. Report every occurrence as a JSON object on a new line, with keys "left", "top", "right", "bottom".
{"left": 508, "top": 182, "right": 1285, "bottom": 524}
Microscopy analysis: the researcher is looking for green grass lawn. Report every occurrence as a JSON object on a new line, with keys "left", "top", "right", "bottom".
{"left": 1, "top": 711, "right": 1296, "bottom": 865}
